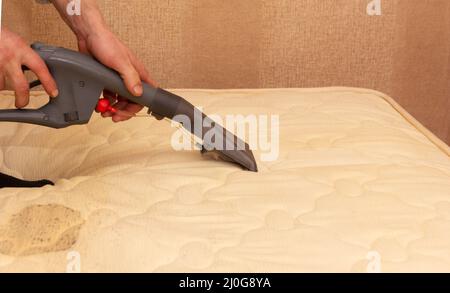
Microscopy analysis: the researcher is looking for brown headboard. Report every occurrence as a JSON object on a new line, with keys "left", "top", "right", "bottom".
{"left": 3, "top": 0, "right": 450, "bottom": 144}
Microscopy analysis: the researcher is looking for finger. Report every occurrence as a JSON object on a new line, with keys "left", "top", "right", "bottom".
{"left": 111, "top": 101, "right": 143, "bottom": 122}
{"left": 112, "top": 103, "right": 143, "bottom": 122}
{"left": 77, "top": 39, "right": 90, "bottom": 55}
{"left": 114, "top": 59, "right": 142, "bottom": 97}
{"left": 128, "top": 52, "right": 157, "bottom": 87}
{"left": 112, "top": 115, "right": 126, "bottom": 122}
{"left": 112, "top": 100, "right": 128, "bottom": 110}
{"left": 122, "top": 102, "right": 143, "bottom": 114}
{"left": 23, "top": 50, "right": 58, "bottom": 97}
{"left": 117, "top": 95, "right": 143, "bottom": 115}
{"left": 101, "top": 111, "right": 113, "bottom": 118}
{"left": 112, "top": 111, "right": 135, "bottom": 122}
{"left": 6, "top": 66, "right": 30, "bottom": 108}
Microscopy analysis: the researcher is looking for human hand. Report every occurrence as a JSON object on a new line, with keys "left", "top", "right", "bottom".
{"left": 49, "top": 0, "right": 155, "bottom": 122}
{"left": 0, "top": 28, "right": 58, "bottom": 108}
{"left": 77, "top": 27, "right": 156, "bottom": 122}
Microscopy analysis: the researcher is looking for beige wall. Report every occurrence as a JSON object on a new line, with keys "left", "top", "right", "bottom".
{"left": 391, "top": 0, "right": 450, "bottom": 146}
{"left": 3, "top": 0, "right": 31, "bottom": 39}
{"left": 3, "top": 0, "right": 450, "bottom": 144}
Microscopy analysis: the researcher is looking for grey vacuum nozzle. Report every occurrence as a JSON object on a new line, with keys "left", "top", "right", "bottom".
{"left": 0, "top": 43, "right": 258, "bottom": 172}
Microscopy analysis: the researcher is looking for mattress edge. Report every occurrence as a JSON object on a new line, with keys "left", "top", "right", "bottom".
{"left": 167, "top": 87, "right": 450, "bottom": 157}
{"left": 3, "top": 88, "right": 450, "bottom": 157}
{"left": 337, "top": 87, "right": 450, "bottom": 157}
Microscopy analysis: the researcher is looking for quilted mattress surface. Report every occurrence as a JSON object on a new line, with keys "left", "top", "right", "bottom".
{"left": 0, "top": 87, "right": 449, "bottom": 272}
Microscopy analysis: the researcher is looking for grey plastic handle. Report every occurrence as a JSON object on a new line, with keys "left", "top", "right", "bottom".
{"left": 0, "top": 43, "right": 180, "bottom": 128}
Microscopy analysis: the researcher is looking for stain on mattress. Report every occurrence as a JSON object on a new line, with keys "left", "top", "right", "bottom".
{"left": 0, "top": 204, "right": 84, "bottom": 256}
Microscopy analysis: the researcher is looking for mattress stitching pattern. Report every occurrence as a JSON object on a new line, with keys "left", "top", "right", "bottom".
{"left": 0, "top": 87, "right": 449, "bottom": 272}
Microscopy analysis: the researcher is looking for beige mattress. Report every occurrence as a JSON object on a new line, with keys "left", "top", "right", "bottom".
{"left": 0, "top": 87, "right": 449, "bottom": 273}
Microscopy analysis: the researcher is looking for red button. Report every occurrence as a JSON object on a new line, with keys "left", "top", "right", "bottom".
{"left": 96, "top": 98, "right": 117, "bottom": 114}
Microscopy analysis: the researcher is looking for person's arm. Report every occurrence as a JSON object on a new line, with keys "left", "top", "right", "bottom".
{"left": 0, "top": 27, "right": 59, "bottom": 108}
{"left": 49, "top": 0, "right": 155, "bottom": 121}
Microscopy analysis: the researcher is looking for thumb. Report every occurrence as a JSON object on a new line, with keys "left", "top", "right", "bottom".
{"left": 116, "top": 61, "right": 142, "bottom": 96}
